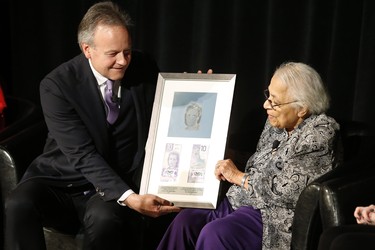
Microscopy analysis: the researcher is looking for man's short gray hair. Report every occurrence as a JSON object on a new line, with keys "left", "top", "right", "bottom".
{"left": 77, "top": 1, "right": 133, "bottom": 49}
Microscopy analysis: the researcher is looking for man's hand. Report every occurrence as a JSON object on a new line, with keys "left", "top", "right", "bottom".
{"left": 124, "top": 193, "right": 181, "bottom": 218}
{"left": 197, "top": 69, "right": 213, "bottom": 74}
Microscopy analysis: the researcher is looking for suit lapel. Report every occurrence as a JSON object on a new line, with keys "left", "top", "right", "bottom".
{"left": 74, "top": 55, "right": 110, "bottom": 156}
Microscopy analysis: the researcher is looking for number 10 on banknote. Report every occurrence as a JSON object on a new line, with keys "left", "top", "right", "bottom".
{"left": 140, "top": 73, "right": 236, "bottom": 209}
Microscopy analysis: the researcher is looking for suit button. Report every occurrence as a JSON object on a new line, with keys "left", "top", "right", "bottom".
{"left": 95, "top": 187, "right": 104, "bottom": 196}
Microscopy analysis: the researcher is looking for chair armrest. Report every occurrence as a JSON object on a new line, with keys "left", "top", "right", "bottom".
{"left": 291, "top": 166, "right": 349, "bottom": 250}
{"left": 0, "top": 145, "right": 17, "bottom": 203}
{"left": 320, "top": 167, "right": 375, "bottom": 229}
{"left": 291, "top": 182, "right": 322, "bottom": 250}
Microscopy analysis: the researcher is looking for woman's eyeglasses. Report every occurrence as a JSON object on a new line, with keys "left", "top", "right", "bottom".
{"left": 264, "top": 89, "right": 298, "bottom": 110}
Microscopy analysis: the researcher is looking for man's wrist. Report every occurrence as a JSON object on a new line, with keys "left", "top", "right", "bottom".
{"left": 117, "top": 189, "right": 135, "bottom": 206}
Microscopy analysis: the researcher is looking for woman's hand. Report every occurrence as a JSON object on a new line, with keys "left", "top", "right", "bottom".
{"left": 214, "top": 159, "right": 244, "bottom": 186}
{"left": 354, "top": 204, "right": 375, "bottom": 225}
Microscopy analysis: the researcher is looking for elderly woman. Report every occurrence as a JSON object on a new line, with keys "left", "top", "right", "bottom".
{"left": 157, "top": 62, "right": 341, "bottom": 250}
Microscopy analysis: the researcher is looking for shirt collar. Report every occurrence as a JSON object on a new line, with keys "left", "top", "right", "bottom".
{"left": 88, "top": 59, "right": 121, "bottom": 99}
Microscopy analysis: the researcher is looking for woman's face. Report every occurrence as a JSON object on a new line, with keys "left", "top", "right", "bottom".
{"left": 168, "top": 153, "right": 179, "bottom": 168}
{"left": 185, "top": 108, "right": 200, "bottom": 127}
{"left": 263, "top": 76, "right": 304, "bottom": 131}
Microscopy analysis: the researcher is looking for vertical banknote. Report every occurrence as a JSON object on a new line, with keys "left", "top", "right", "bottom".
{"left": 160, "top": 143, "right": 182, "bottom": 182}
{"left": 187, "top": 144, "right": 209, "bottom": 183}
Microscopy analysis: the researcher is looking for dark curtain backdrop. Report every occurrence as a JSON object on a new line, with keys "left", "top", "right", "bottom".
{"left": 1, "top": 0, "right": 374, "bottom": 152}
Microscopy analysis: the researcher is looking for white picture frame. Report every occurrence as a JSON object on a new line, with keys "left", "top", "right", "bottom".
{"left": 140, "top": 72, "right": 236, "bottom": 209}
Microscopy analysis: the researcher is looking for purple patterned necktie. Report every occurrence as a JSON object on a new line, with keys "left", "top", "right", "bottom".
{"left": 104, "top": 79, "right": 119, "bottom": 124}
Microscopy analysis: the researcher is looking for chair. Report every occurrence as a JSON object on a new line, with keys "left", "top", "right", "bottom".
{"left": 291, "top": 166, "right": 350, "bottom": 250}
{"left": 0, "top": 120, "right": 87, "bottom": 250}
{"left": 318, "top": 122, "right": 375, "bottom": 230}
{"left": 290, "top": 120, "right": 374, "bottom": 250}
{"left": 0, "top": 120, "right": 176, "bottom": 250}
{"left": 0, "top": 96, "right": 44, "bottom": 248}
{"left": 319, "top": 164, "right": 375, "bottom": 230}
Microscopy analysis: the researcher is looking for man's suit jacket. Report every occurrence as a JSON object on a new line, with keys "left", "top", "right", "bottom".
{"left": 21, "top": 50, "right": 159, "bottom": 201}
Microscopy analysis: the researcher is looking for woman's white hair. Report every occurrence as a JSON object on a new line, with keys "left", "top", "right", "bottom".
{"left": 273, "top": 62, "right": 330, "bottom": 115}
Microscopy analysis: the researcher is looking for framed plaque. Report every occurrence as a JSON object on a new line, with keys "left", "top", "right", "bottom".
{"left": 140, "top": 73, "right": 236, "bottom": 209}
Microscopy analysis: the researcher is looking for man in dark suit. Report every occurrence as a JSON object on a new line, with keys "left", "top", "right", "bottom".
{"left": 4, "top": 2, "right": 180, "bottom": 250}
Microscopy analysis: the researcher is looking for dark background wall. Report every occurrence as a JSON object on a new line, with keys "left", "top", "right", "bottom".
{"left": 1, "top": 0, "right": 374, "bottom": 153}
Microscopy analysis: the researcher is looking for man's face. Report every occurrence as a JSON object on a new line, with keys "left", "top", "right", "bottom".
{"left": 82, "top": 24, "right": 132, "bottom": 80}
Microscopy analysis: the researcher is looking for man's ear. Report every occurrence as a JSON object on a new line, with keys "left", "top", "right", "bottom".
{"left": 81, "top": 43, "right": 91, "bottom": 59}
